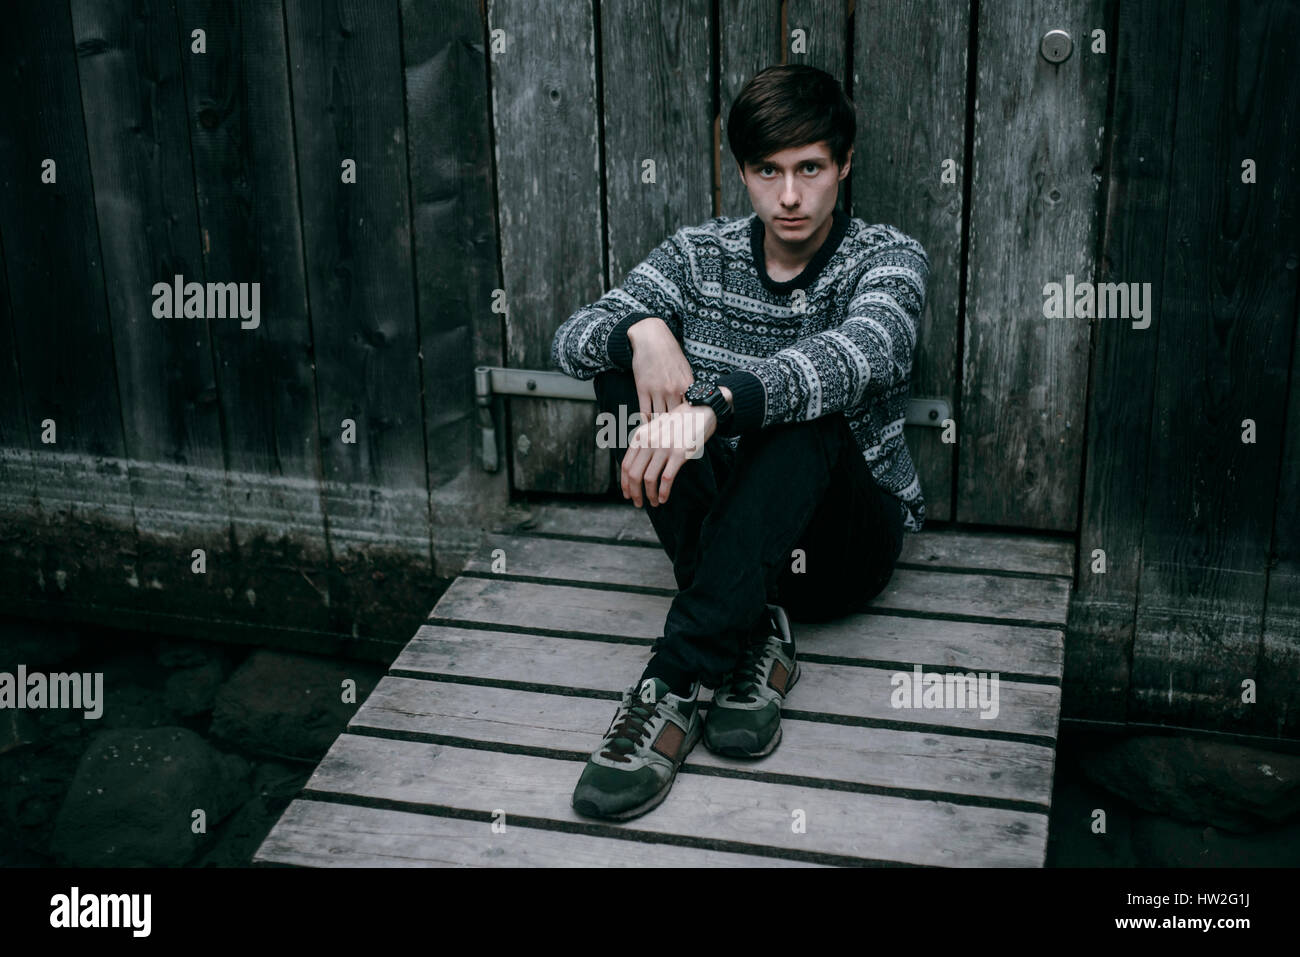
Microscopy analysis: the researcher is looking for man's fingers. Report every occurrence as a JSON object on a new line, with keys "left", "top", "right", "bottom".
{"left": 642, "top": 449, "right": 666, "bottom": 507}
{"left": 622, "top": 446, "right": 645, "bottom": 508}
{"left": 657, "top": 456, "right": 678, "bottom": 504}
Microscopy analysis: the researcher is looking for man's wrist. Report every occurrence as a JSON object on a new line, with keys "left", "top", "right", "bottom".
{"left": 717, "top": 385, "right": 733, "bottom": 411}
{"left": 626, "top": 315, "right": 665, "bottom": 346}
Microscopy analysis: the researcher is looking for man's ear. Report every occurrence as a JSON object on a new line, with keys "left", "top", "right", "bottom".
{"left": 839, "top": 147, "right": 854, "bottom": 180}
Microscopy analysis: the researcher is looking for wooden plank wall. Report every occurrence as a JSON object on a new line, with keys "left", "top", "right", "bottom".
{"left": 960, "top": 0, "right": 1108, "bottom": 530}
{"left": 70, "top": 0, "right": 234, "bottom": 617}
{"left": 398, "top": 0, "right": 504, "bottom": 547}
{"left": 176, "top": 0, "right": 332, "bottom": 633}
{"left": 1126, "top": 0, "right": 1298, "bottom": 735}
{"left": 0, "top": 2, "right": 139, "bottom": 604}
{"left": 1067, "top": 0, "right": 1178, "bottom": 724}
{"left": 0, "top": 0, "right": 504, "bottom": 655}
{"left": 489, "top": 0, "right": 606, "bottom": 493}
{"left": 1071, "top": 0, "right": 1300, "bottom": 735}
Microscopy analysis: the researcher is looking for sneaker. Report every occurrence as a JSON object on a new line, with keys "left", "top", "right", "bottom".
{"left": 703, "top": 603, "right": 799, "bottom": 758}
{"left": 571, "top": 675, "right": 701, "bottom": 821}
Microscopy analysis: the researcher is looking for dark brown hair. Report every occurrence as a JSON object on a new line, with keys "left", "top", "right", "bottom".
{"left": 726, "top": 65, "right": 856, "bottom": 171}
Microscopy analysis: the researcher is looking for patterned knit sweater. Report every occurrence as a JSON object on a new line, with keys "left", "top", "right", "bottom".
{"left": 550, "top": 207, "right": 930, "bottom": 532}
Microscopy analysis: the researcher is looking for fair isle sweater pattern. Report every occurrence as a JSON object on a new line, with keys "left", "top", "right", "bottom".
{"left": 550, "top": 208, "right": 930, "bottom": 532}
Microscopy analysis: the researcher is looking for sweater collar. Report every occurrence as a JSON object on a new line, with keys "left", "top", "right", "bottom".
{"left": 750, "top": 206, "right": 850, "bottom": 294}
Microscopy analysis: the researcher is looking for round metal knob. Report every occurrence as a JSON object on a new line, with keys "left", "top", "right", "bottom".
{"left": 1040, "top": 29, "right": 1072, "bottom": 63}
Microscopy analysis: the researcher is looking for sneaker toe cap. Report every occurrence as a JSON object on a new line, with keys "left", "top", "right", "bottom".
{"left": 572, "top": 762, "right": 662, "bottom": 817}
{"left": 704, "top": 705, "right": 778, "bottom": 750}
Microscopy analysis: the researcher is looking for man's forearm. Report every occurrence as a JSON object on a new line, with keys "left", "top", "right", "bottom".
{"left": 628, "top": 317, "right": 734, "bottom": 414}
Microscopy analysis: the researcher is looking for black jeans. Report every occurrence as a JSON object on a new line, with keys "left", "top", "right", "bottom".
{"left": 594, "top": 368, "right": 905, "bottom": 689}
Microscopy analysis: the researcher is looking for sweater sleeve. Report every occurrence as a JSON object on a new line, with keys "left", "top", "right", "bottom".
{"left": 550, "top": 230, "right": 690, "bottom": 380}
{"left": 712, "top": 225, "right": 929, "bottom": 433}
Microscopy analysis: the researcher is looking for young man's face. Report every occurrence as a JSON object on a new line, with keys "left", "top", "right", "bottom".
{"left": 738, "top": 141, "right": 852, "bottom": 246}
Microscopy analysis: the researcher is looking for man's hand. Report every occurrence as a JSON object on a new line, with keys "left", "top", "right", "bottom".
{"left": 622, "top": 401, "right": 716, "bottom": 508}
{"left": 627, "top": 317, "right": 694, "bottom": 421}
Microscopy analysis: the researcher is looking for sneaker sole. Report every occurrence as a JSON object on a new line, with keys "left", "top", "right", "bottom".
{"left": 702, "top": 659, "right": 800, "bottom": 759}
{"left": 571, "top": 719, "right": 702, "bottom": 822}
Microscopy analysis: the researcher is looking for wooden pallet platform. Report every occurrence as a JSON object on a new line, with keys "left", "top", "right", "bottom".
{"left": 255, "top": 502, "right": 1072, "bottom": 867}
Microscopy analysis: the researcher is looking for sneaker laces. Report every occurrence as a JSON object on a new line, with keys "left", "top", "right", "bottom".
{"left": 600, "top": 689, "right": 661, "bottom": 762}
{"left": 725, "top": 615, "right": 776, "bottom": 703}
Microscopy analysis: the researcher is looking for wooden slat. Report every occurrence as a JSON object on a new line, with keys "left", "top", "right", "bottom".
{"left": 1066, "top": 0, "right": 1180, "bottom": 723}
{"left": 504, "top": 501, "right": 1077, "bottom": 576}
{"left": 353, "top": 676, "right": 1056, "bottom": 805}
{"left": 398, "top": 0, "right": 503, "bottom": 496}
{"left": 395, "top": 624, "right": 1060, "bottom": 739}
{"left": 462, "top": 535, "right": 1066, "bottom": 675}
{"left": 602, "top": 0, "right": 713, "bottom": 285}
{"left": 283, "top": 0, "right": 433, "bottom": 626}
{"left": 0, "top": 3, "right": 127, "bottom": 462}
{"left": 1264, "top": 279, "right": 1300, "bottom": 736}
{"left": 1130, "top": 0, "right": 1300, "bottom": 732}
{"left": 70, "top": 0, "right": 235, "bottom": 616}
{"left": 256, "top": 799, "right": 824, "bottom": 867}
{"left": 854, "top": 0, "right": 968, "bottom": 527}
{"left": 472, "top": 530, "right": 1079, "bottom": 614}
{"left": 442, "top": 563, "right": 1069, "bottom": 637}
{"left": 298, "top": 733, "right": 1048, "bottom": 866}
{"left": 959, "top": 0, "right": 1106, "bottom": 529}
{"left": 0, "top": 244, "right": 35, "bottom": 510}
{"left": 176, "top": 0, "right": 333, "bottom": 631}
{"left": 489, "top": 0, "right": 605, "bottom": 493}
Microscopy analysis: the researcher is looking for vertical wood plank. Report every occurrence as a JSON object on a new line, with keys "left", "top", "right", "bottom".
{"left": 398, "top": 0, "right": 509, "bottom": 573}
{"left": 719, "top": 0, "right": 782, "bottom": 219}
{"left": 960, "top": 0, "right": 1106, "bottom": 529}
{"left": 0, "top": 3, "right": 140, "bottom": 610}
{"left": 70, "top": 0, "right": 235, "bottom": 615}
{"left": 854, "top": 0, "right": 968, "bottom": 527}
{"left": 785, "top": 0, "right": 846, "bottom": 78}
{"left": 284, "top": 0, "right": 433, "bottom": 637}
{"left": 489, "top": 0, "right": 605, "bottom": 492}
{"left": 176, "top": 0, "right": 334, "bottom": 630}
{"left": 0, "top": 238, "right": 37, "bottom": 512}
{"left": 0, "top": 4, "right": 126, "bottom": 463}
{"left": 601, "top": 0, "right": 713, "bottom": 284}
{"left": 1263, "top": 291, "right": 1300, "bottom": 736}
{"left": 1131, "top": 0, "right": 1300, "bottom": 731}
{"left": 1067, "top": 0, "right": 1176, "bottom": 723}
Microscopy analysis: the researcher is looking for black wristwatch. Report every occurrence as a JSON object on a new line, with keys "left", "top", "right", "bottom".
{"left": 684, "top": 380, "right": 734, "bottom": 429}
